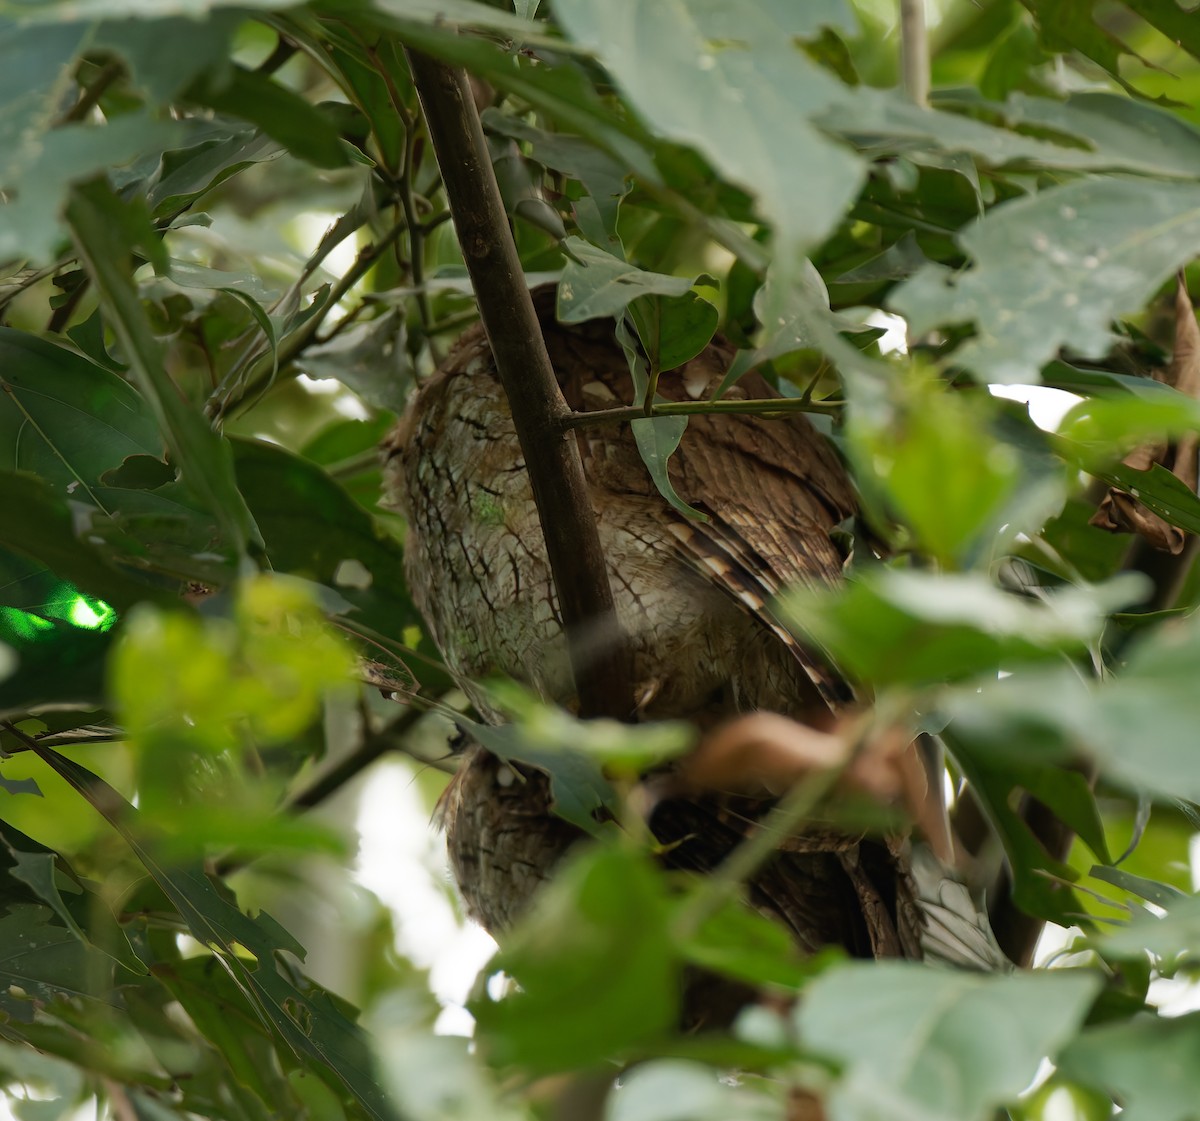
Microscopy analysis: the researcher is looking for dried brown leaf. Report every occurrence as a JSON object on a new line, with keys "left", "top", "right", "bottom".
{"left": 1090, "top": 273, "right": 1200, "bottom": 553}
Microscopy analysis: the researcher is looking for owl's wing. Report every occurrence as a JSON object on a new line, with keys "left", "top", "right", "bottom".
{"left": 548, "top": 315, "right": 856, "bottom": 711}
{"left": 665, "top": 362, "right": 856, "bottom": 708}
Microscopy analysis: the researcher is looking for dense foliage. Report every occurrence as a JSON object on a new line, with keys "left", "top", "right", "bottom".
{"left": 4, "top": 1, "right": 1200, "bottom": 1119}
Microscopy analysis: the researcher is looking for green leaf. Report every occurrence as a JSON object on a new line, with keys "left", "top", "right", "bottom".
{"left": 457, "top": 714, "right": 615, "bottom": 838}
{"left": 1059, "top": 1013, "right": 1200, "bottom": 1121}
{"left": 997, "top": 91, "right": 1200, "bottom": 179}
{"left": 1122, "top": 0, "right": 1200, "bottom": 63}
{"left": 0, "top": 821, "right": 145, "bottom": 974}
{"left": 1089, "top": 864, "right": 1185, "bottom": 909}
{"left": 0, "top": 471, "right": 171, "bottom": 613}
{"left": 946, "top": 732, "right": 1097, "bottom": 926}
{"left": 797, "top": 963, "right": 1101, "bottom": 1121}
{"left": 555, "top": 0, "right": 863, "bottom": 262}
{"left": 630, "top": 415, "right": 707, "bottom": 521}
{"left": 849, "top": 376, "right": 1025, "bottom": 565}
{"left": 676, "top": 895, "right": 815, "bottom": 990}
{"left": 823, "top": 88, "right": 1200, "bottom": 180}
{"left": 892, "top": 178, "right": 1200, "bottom": 384}
{"left": 785, "top": 568, "right": 1144, "bottom": 687}
{"left": 558, "top": 237, "right": 696, "bottom": 322}
{"left": 0, "top": 329, "right": 163, "bottom": 504}
{"left": 629, "top": 290, "right": 718, "bottom": 373}
{"left": 481, "top": 109, "right": 630, "bottom": 248}
{"left": 0, "top": 904, "right": 116, "bottom": 1021}
{"left": 607, "top": 1060, "right": 780, "bottom": 1121}
{"left": 147, "top": 120, "right": 283, "bottom": 216}
{"left": 1042, "top": 360, "right": 1185, "bottom": 401}
{"left": 93, "top": 13, "right": 240, "bottom": 104}
{"left": 186, "top": 65, "right": 350, "bottom": 170}
{"left": 292, "top": 312, "right": 412, "bottom": 414}
{"left": 0, "top": 114, "right": 181, "bottom": 265}
{"left": 231, "top": 438, "right": 420, "bottom": 640}
{"left": 154, "top": 956, "right": 309, "bottom": 1117}
{"left": 1060, "top": 394, "right": 1200, "bottom": 457}
{"left": 1092, "top": 461, "right": 1200, "bottom": 537}
{"left": 1020, "top": 0, "right": 1149, "bottom": 88}
{"left": 471, "top": 844, "right": 678, "bottom": 1073}
{"left": 66, "top": 179, "right": 264, "bottom": 562}
{"left": 383, "top": 19, "right": 658, "bottom": 184}
{"left": 31, "top": 747, "right": 399, "bottom": 1121}
{"left": 945, "top": 616, "right": 1200, "bottom": 805}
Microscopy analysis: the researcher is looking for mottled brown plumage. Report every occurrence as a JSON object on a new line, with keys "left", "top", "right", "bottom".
{"left": 382, "top": 287, "right": 923, "bottom": 964}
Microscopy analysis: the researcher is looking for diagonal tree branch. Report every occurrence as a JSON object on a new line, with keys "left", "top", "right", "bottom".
{"left": 405, "top": 48, "right": 633, "bottom": 721}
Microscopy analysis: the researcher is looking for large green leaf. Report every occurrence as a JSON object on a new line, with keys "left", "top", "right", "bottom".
{"left": 147, "top": 120, "right": 283, "bottom": 216}
{"left": 557, "top": 237, "right": 696, "bottom": 323}
{"left": 1060, "top": 1014, "right": 1200, "bottom": 1121}
{"left": 67, "top": 180, "right": 264, "bottom": 562}
{"left": 32, "top": 747, "right": 399, "bottom": 1121}
{"left": 0, "top": 904, "right": 117, "bottom": 1021}
{"left": 785, "top": 568, "right": 1143, "bottom": 687}
{"left": 230, "top": 438, "right": 419, "bottom": 640}
{"left": 470, "top": 844, "right": 678, "bottom": 1073}
{"left": 797, "top": 963, "right": 1101, "bottom": 1121}
{"left": 0, "top": 471, "right": 172, "bottom": 613}
{"left": 892, "top": 178, "right": 1200, "bottom": 383}
{"left": 822, "top": 88, "right": 1200, "bottom": 179}
{"left": 1, "top": 114, "right": 181, "bottom": 264}
{"left": 186, "top": 65, "right": 350, "bottom": 170}
{"left": 945, "top": 615, "right": 1200, "bottom": 805}
{"left": 0, "top": 329, "right": 163, "bottom": 503}
{"left": 554, "top": 0, "right": 863, "bottom": 260}
{"left": 93, "top": 12, "right": 241, "bottom": 103}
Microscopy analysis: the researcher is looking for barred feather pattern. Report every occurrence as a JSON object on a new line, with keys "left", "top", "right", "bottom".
{"left": 384, "top": 288, "right": 999, "bottom": 972}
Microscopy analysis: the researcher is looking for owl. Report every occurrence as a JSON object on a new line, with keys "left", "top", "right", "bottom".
{"left": 383, "top": 286, "right": 998, "bottom": 977}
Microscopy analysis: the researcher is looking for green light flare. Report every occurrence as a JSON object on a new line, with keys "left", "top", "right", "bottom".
{"left": 67, "top": 595, "right": 116, "bottom": 632}
{"left": 0, "top": 606, "right": 54, "bottom": 642}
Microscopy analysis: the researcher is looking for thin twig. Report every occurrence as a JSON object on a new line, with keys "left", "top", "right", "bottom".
{"left": 287, "top": 705, "right": 429, "bottom": 814}
{"left": 406, "top": 47, "right": 634, "bottom": 720}
{"left": 559, "top": 395, "right": 846, "bottom": 432}
{"left": 63, "top": 59, "right": 124, "bottom": 123}
{"left": 210, "top": 221, "right": 408, "bottom": 420}
{"left": 672, "top": 763, "right": 846, "bottom": 937}
{"left": 899, "top": 0, "right": 930, "bottom": 108}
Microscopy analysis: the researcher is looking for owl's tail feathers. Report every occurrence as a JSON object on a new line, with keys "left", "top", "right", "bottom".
{"left": 910, "top": 843, "right": 1013, "bottom": 973}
